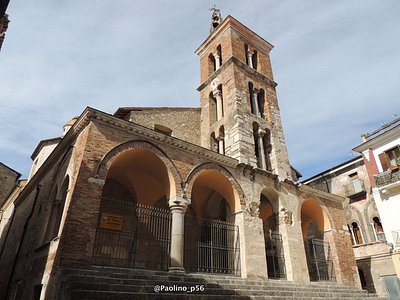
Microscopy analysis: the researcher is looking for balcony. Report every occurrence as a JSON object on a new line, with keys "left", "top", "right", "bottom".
{"left": 376, "top": 231, "right": 386, "bottom": 242}
{"left": 346, "top": 179, "right": 366, "bottom": 198}
{"left": 374, "top": 168, "right": 400, "bottom": 188}
{"left": 393, "top": 230, "right": 400, "bottom": 249}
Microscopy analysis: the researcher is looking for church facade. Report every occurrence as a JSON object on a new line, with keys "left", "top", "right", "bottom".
{"left": 0, "top": 13, "right": 362, "bottom": 299}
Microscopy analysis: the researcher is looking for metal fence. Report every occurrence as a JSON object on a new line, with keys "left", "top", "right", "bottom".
{"left": 265, "top": 231, "right": 286, "bottom": 279}
{"left": 92, "top": 203, "right": 172, "bottom": 271}
{"left": 185, "top": 215, "right": 240, "bottom": 275}
{"left": 304, "top": 238, "right": 335, "bottom": 282}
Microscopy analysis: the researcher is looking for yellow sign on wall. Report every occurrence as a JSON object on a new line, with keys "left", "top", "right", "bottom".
{"left": 99, "top": 212, "right": 123, "bottom": 231}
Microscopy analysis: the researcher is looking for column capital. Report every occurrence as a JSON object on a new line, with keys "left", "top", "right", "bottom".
{"left": 247, "top": 49, "right": 254, "bottom": 56}
{"left": 257, "top": 128, "right": 266, "bottom": 138}
{"left": 169, "top": 196, "right": 189, "bottom": 211}
{"left": 212, "top": 89, "right": 222, "bottom": 98}
{"left": 252, "top": 87, "right": 260, "bottom": 95}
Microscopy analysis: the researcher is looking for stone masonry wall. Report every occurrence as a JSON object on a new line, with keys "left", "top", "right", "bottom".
{"left": 127, "top": 108, "right": 201, "bottom": 146}
{"left": 0, "top": 164, "right": 19, "bottom": 207}
{"left": 0, "top": 127, "right": 89, "bottom": 300}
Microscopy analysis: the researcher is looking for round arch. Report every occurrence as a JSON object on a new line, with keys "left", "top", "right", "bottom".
{"left": 300, "top": 198, "right": 332, "bottom": 239}
{"left": 95, "top": 140, "right": 183, "bottom": 200}
{"left": 185, "top": 163, "right": 245, "bottom": 214}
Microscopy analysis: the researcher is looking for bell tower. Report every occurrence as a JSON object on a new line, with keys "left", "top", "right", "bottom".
{"left": 196, "top": 11, "right": 292, "bottom": 180}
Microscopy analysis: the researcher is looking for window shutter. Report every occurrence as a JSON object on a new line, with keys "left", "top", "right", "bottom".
{"left": 379, "top": 153, "right": 390, "bottom": 171}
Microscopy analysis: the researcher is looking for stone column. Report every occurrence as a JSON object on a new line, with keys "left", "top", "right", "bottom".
{"left": 213, "top": 90, "right": 223, "bottom": 121}
{"left": 247, "top": 50, "right": 254, "bottom": 68}
{"left": 169, "top": 198, "right": 188, "bottom": 272}
{"left": 279, "top": 206, "right": 310, "bottom": 283}
{"left": 240, "top": 207, "right": 268, "bottom": 278}
{"left": 251, "top": 88, "right": 260, "bottom": 116}
{"left": 215, "top": 52, "right": 221, "bottom": 70}
{"left": 257, "top": 128, "right": 267, "bottom": 170}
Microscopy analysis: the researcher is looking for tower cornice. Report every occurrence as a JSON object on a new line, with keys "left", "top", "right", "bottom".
{"left": 197, "top": 56, "right": 277, "bottom": 92}
{"left": 196, "top": 15, "right": 274, "bottom": 57}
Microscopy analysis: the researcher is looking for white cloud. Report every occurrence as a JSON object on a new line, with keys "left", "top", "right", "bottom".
{"left": 1, "top": 0, "right": 399, "bottom": 179}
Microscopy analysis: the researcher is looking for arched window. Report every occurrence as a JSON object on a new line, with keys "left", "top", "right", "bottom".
{"left": 216, "top": 84, "right": 224, "bottom": 120}
{"left": 44, "top": 176, "right": 69, "bottom": 242}
{"left": 216, "top": 45, "right": 222, "bottom": 67}
{"left": 252, "top": 50, "right": 258, "bottom": 70}
{"left": 372, "top": 216, "right": 385, "bottom": 242}
{"left": 210, "top": 132, "right": 219, "bottom": 152}
{"left": 351, "top": 222, "right": 364, "bottom": 245}
{"left": 257, "top": 89, "right": 265, "bottom": 118}
{"left": 249, "top": 82, "right": 256, "bottom": 114}
{"left": 262, "top": 129, "right": 272, "bottom": 171}
{"left": 244, "top": 44, "right": 249, "bottom": 65}
{"left": 209, "top": 92, "right": 217, "bottom": 124}
{"left": 253, "top": 122, "right": 261, "bottom": 168}
{"left": 209, "top": 53, "right": 216, "bottom": 73}
{"left": 218, "top": 126, "right": 225, "bottom": 155}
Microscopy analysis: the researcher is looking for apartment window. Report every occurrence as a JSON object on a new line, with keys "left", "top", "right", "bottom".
{"left": 372, "top": 216, "right": 385, "bottom": 242}
{"left": 349, "top": 172, "right": 364, "bottom": 194}
{"left": 379, "top": 145, "right": 400, "bottom": 171}
{"left": 351, "top": 222, "right": 364, "bottom": 245}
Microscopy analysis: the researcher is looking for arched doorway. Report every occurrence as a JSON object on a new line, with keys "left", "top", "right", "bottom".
{"left": 185, "top": 169, "right": 240, "bottom": 275}
{"left": 301, "top": 199, "right": 335, "bottom": 281}
{"left": 259, "top": 192, "right": 286, "bottom": 279}
{"left": 92, "top": 148, "right": 173, "bottom": 271}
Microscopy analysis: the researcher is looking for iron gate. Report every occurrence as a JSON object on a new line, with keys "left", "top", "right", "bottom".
{"left": 265, "top": 231, "right": 286, "bottom": 279}
{"left": 304, "top": 238, "right": 335, "bottom": 281}
{"left": 185, "top": 215, "right": 240, "bottom": 275}
{"left": 92, "top": 203, "right": 172, "bottom": 271}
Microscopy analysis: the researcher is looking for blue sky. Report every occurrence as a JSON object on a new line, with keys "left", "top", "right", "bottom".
{"left": 1, "top": 1, "right": 399, "bottom": 179}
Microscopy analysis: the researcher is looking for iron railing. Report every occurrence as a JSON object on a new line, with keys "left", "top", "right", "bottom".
{"left": 393, "top": 230, "right": 400, "bottom": 249}
{"left": 185, "top": 215, "right": 240, "bottom": 275}
{"left": 265, "top": 231, "right": 286, "bottom": 279}
{"left": 304, "top": 239, "right": 335, "bottom": 282}
{"left": 92, "top": 203, "right": 172, "bottom": 271}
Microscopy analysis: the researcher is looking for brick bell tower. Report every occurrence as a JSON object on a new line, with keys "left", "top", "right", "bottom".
{"left": 196, "top": 9, "right": 292, "bottom": 180}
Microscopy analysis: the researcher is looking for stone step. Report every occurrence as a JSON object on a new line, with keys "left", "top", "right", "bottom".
{"left": 65, "top": 280, "right": 373, "bottom": 299}
{"left": 64, "top": 274, "right": 369, "bottom": 295}
{"left": 64, "top": 275, "right": 370, "bottom": 295}
{"left": 62, "top": 267, "right": 381, "bottom": 299}
{"left": 70, "top": 290, "right": 378, "bottom": 300}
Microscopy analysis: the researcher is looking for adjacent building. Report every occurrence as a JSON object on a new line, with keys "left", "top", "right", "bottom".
{"left": 304, "top": 117, "right": 400, "bottom": 297}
